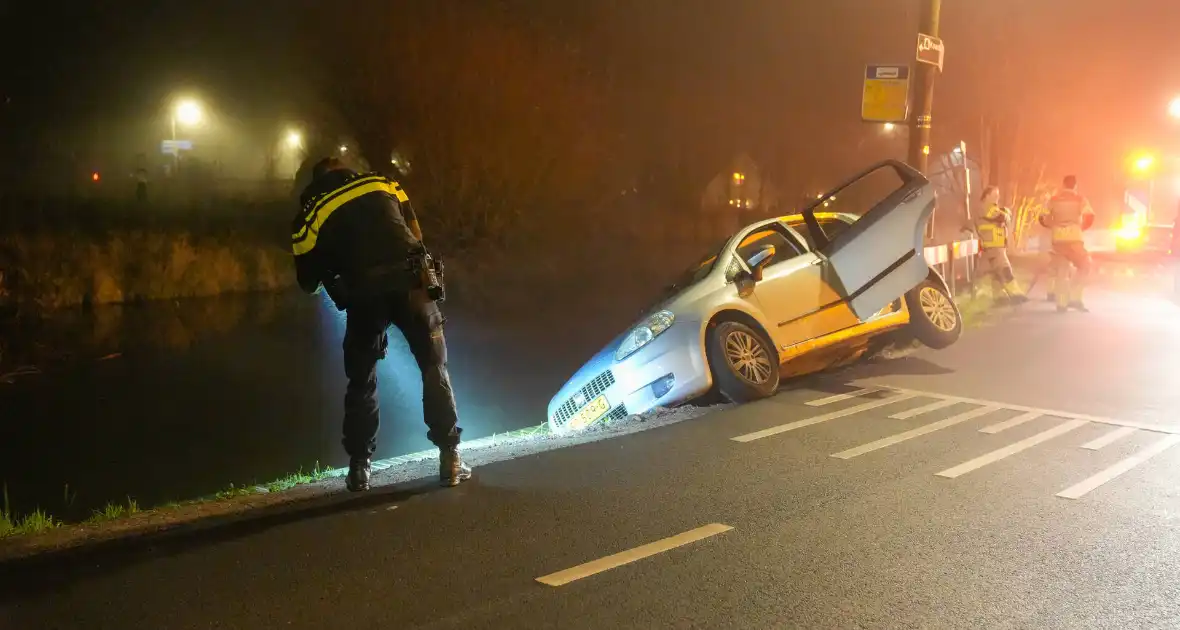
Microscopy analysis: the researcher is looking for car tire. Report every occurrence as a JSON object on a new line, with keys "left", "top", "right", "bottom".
{"left": 706, "top": 321, "right": 780, "bottom": 403}
{"left": 904, "top": 278, "right": 962, "bottom": 350}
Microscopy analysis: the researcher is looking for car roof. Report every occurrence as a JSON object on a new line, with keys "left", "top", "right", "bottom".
{"left": 776, "top": 211, "right": 859, "bottom": 225}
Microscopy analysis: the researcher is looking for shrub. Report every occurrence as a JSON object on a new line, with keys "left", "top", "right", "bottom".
{"left": 0, "top": 230, "right": 295, "bottom": 311}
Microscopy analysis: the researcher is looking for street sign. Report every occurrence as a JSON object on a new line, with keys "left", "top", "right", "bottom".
{"left": 916, "top": 33, "right": 945, "bottom": 71}
{"left": 160, "top": 139, "right": 193, "bottom": 155}
{"left": 861, "top": 64, "right": 910, "bottom": 123}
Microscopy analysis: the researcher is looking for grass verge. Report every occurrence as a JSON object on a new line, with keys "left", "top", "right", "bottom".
{"left": 0, "top": 486, "right": 60, "bottom": 538}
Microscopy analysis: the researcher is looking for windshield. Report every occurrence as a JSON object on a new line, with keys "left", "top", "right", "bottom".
{"left": 667, "top": 237, "right": 730, "bottom": 292}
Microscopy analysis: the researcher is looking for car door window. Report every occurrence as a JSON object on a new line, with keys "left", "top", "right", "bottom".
{"left": 808, "top": 166, "right": 912, "bottom": 248}
{"left": 735, "top": 225, "right": 804, "bottom": 268}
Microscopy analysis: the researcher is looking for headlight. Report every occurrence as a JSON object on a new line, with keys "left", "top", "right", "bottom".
{"left": 1116, "top": 225, "right": 1142, "bottom": 241}
{"left": 615, "top": 310, "right": 675, "bottom": 361}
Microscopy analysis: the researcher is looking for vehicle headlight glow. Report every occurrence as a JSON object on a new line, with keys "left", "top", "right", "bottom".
{"left": 615, "top": 310, "right": 675, "bottom": 361}
{"left": 1116, "top": 224, "right": 1142, "bottom": 241}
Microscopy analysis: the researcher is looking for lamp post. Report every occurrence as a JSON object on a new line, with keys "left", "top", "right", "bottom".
{"left": 170, "top": 99, "right": 203, "bottom": 173}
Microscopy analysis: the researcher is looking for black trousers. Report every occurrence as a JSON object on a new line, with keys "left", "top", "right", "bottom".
{"left": 342, "top": 290, "right": 461, "bottom": 459}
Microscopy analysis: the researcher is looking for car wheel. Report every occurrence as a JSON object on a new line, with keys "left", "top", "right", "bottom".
{"left": 904, "top": 279, "right": 962, "bottom": 349}
{"left": 706, "top": 321, "right": 780, "bottom": 403}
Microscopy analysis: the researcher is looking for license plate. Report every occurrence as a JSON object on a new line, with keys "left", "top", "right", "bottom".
{"left": 567, "top": 395, "right": 610, "bottom": 430}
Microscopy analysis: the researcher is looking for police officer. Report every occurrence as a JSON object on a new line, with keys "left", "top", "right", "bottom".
{"left": 292, "top": 157, "right": 472, "bottom": 491}
{"left": 1041, "top": 175, "right": 1095, "bottom": 312}
{"left": 976, "top": 185, "right": 1027, "bottom": 304}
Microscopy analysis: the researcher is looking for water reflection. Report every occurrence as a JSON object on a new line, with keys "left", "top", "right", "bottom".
{"left": 0, "top": 291, "right": 608, "bottom": 520}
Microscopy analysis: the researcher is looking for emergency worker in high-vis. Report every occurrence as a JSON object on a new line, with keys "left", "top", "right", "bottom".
{"left": 1040, "top": 175, "right": 1095, "bottom": 312}
{"left": 975, "top": 185, "right": 1027, "bottom": 304}
{"left": 291, "top": 157, "right": 471, "bottom": 491}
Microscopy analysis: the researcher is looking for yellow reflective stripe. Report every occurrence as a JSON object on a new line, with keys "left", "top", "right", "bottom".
{"left": 292, "top": 176, "right": 385, "bottom": 242}
{"left": 292, "top": 181, "right": 391, "bottom": 256}
{"left": 1052, "top": 225, "right": 1083, "bottom": 242}
{"left": 291, "top": 179, "right": 412, "bottom": 256}
{"left": 388, "top": 180, "right": 409, "bottom": 203}
{"left": 978, "top": 224, "right": 1005, "bottom": 248}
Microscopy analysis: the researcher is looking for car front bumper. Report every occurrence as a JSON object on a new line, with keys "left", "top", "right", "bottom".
{"left": 547, "top": 319, "right": 711, "bottom": 432}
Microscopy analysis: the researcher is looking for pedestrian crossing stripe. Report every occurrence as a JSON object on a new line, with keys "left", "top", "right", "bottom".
{"left": 731, "top": 384, "right": 1180, "bottom": 500}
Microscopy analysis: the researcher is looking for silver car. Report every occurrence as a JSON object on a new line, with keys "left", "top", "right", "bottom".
{"left": 547, "top": 161, "right": 964, "bottom": 432}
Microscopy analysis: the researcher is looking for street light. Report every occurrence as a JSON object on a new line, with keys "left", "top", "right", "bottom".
{"left": 286, "top": 130, "right": 303, "bottom": 149}
{"left": 1133, "top": 153, "right": 1156, "bottom": 173}
{"left": 171, "top": 99, "right": 203, "bottom": 140}
{"left": 169, "top": 98, "right": 203, "bottom": 173}
{"left": 1168, "top": 96, "right": 1180, "bottom": 120}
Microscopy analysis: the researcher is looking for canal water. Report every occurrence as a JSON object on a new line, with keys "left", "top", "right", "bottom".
{"left": 0, "top": 291, "right": 630, "bottom": 521}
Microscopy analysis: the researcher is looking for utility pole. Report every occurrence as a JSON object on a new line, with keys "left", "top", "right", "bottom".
{"left": 907, "top": 0, "right": 942, "bottom": 174}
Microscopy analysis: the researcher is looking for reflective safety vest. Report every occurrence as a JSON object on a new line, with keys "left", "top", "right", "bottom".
{"left": 1045, "top": 189, "right": 1093, "bottom": 243}
{"left": 976, "top": 202, "right": 1008, "bottom": 249}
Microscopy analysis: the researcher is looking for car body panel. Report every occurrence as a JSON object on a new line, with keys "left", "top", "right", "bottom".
{"left": 548, "top": 161, "right": 943, "bottom": 432}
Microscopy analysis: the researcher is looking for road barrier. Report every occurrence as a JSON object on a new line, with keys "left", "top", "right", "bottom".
{"left": 924, "top": 237, "right": 979, "bottom": 295}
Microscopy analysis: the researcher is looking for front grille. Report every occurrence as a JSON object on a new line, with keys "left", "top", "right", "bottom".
{"left": 553, "top": 369, "right": 616, "bottom": 427}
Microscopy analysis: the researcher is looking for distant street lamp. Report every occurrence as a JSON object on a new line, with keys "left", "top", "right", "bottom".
{"left": 286, "top": 130, "right": 303, "bottom": 149}
{"left": 1168, "top": 97, "right": 1180, "bottom": 120}
{"left": 169, "top": 98, "right": 203, "bottom": 172}
{"left": 1133, "top": 153, "right": 1156, "bottom": 173}
{"left": 171, "top": 99, "right": 203, "bottom": 141}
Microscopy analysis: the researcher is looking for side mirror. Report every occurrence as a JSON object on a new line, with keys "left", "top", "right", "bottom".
{"left": 745, "top": 245, "right": 776, "bottom": 282}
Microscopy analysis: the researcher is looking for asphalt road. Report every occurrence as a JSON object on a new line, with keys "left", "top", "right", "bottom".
{"left": 3, "top": 286, "right": 1180, "bottom": 629}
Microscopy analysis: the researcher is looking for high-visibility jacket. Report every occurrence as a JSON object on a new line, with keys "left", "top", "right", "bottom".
{"left": 291, "top": 169, "right": 421, "bottom": 297}
{"left": 976, "top": 202, "right": 1009, "bottom": 249}
{"left": 1044, "top": 189, "right": 1094, "bottom": 243}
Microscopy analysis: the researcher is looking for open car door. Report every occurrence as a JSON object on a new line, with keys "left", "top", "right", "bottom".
{"left": 801, "top": 160, "right": 936, "bottom": 321}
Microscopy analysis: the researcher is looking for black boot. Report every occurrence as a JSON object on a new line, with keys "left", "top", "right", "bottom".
{"left": 346, "top": 457, "right": 371, "bottom": 492}
{"left": 439, "top": 447, "right": 472, "bottom": 487}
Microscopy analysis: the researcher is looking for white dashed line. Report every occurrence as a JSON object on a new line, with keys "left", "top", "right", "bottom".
{"left": 730, "top": 394, "right": 917, "bottom": 443}
{"left": 831, "top": 405, "right": 1002, "bottom": 460}
{"left": 1080, "top": 426, "right": 1138, "bottom": 451}
{"left": 805, "top": 387, "right": 882, "bottom": 407}
{"left": 1057, "top": 435, "right": 1180, "bottom": 500}
{"left": 535, "top": 524, "right": 733, "bottom": 587}
{"left": 936, "top": 419, "right": 1089, "bottom": 479}
{"left": 890, "top": 398, "right": 959, "bottom": 419}
{"left": 979, "top": 411, "right": 1044, "bottom": 435}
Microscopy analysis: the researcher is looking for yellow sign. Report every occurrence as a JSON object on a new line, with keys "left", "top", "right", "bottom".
{"left": 861, "top": 65, "right": 910, "bottom": 123}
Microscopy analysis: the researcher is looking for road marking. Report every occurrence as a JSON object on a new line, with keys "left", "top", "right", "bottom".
{"left": 979, "top": 411, "right": 1043, "bottom": 434}
{"left": 806, "top": 387, "right": 881, "bottom": 407}
{"left": 831, "top": 405, "right": 1001, "bottom": 460}
{"left": 731, "top": 394, "right": 917, "bottom": 443}
{"left": 1057, "top": 435, "right": 1180, "bottom": 500}
{"left": 890, "top": 398, "right": 959, "bottom": 419}
{"left": 535, "top": 524, "right": 733, "bottom": 587}
{"left": 1081, "top": 426, "right": 1138, "bottom": 451}
{"left": 937, "top": 419, "right": 1089, "bottom": 479}
{"left": 852, "top": 384, "right": 1179, "bottom": 435}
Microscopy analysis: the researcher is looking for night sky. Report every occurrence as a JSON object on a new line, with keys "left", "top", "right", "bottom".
{"left": 3, "top": 0, "right": 1178, "bottom": 206}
